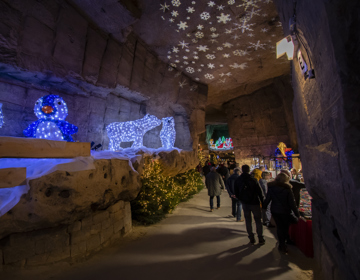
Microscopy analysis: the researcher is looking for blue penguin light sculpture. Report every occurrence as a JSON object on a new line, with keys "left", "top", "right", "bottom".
{"left": 23, "top": 94, "right": 78, "bottom": 142}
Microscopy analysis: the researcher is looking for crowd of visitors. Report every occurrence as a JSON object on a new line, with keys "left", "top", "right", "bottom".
{"left": 202, "top": 160, "right": 305, "bottom": 254}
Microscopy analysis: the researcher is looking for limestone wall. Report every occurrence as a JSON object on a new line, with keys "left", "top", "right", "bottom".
{"left": 275, "top": 1, "right": 360, "bottom": 279}
{"left": 0, "top": 0, "right": 207, "bottom": 150}
{"left": 224, "top": 76, "right": 297, "bottom": 162}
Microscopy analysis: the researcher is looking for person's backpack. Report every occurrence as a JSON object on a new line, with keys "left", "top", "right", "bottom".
{"left": 237, "top": 180, "right": 254, "bottom": 203}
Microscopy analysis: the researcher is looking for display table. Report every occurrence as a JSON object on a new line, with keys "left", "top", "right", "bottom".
{"left": 289, "top": 217, "right": 314, "bottom": 258}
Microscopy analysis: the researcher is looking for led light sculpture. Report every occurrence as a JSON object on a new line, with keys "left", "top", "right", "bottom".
{"left": 107, "top": 114, "right": 161, "bottom": 151}
{"left": 0, "top": 103, "right": 3, "bottom": 128}
{"left": 209, "top": 136, "right": 233, "bottom": 150}
{"left": 23, "top": 95, "right": 78, "bottom": 142}
{"left": 160, "top": 117, "right": 176, "bottom": 149}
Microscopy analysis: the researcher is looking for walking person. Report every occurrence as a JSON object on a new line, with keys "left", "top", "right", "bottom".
{"left": 225, "top": 168, "right": 244, "bottom": 222}
{"left": 235, "top": 165, "right": 265, "bottom": 245}
{"left": 259, "top": 171, "right": 273, "bottom": 227}
{"left": 205, "top": 166, "right": 225, "bottom": 212}
{"left": 263, "top": 173, "right": 300, "bottom": 254}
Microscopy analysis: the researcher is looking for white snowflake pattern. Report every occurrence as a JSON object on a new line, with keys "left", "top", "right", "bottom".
{"left": 217, "top": 13, "right": 232, "bottom": 24}
{"left": 194, "top": 56, "right": 199, "bottom": 59}
{"left": 186, "top": 67, "right": 195, "bottom": 73}
{"left": 233, "top": 49, "right": 249, "bottom": 56}
{"left": 192, "top": 61, "right": 196, "bottom": 64}
{"left": 247, "top": 33, "right": 255, "bottom": 37}
{"left": 160, "top": 2, "right": 170, "bottom": 12}
{"left": 234, "top": 18, "right": 254, "bottom": 33}
{"left": 169, "top": 18, "right": 175, "bottom": 22}
{"left": 276, "top": 21, "right": 282, "bottom": 27}
{"left": 197, "top": 24, "right": 204, "bottom": 30}
{"left": 178, "top": 40, "right": 189, "bottom": 49}
{"left": 171, "top": 10, "right": 179, "bottom": 17}
{"left": 261, "top": 28, "right": 269, "bottom": 33}
{"left": 206, "top": 54, "right": 216, "bottom": 60}
{"left": 190, "top": 85, "right": 198, "bottom": 91}
{"left": 223, "top": 42, "right": 233, "bottom": 48}
{"left": 187, "top": 6, "right": 195, "bottom": 13}
{"left": 195, "top": 78, "right": 200, "bottom": 81}
{"left": 217, "top": 46, "right": 223, "bottom": 50}
{"left": 172, "top": 0, "right": 181, "bottom": 7}
{"left": 207, "top": 63, "right": 215, "bottom": 69}
{"left": 225, "top": 72, "right": 232, "bottom": 76}
{"left": 248, "top": 40, "right": 266, "bottom": 50}
{"left": 200, "top": 12, "right": 211, "bottom": 20}
{"left": 232, "top": 34, "right": 240, "bottom": 40}
{"left": 247, "top": 57, "right": 253, "bottom": 61}
{"left": 186, "top": 16, "right": 190, "bottom": 20}
{"left": 230, "top": 62, "right": 248, "bottom": 69}
{"left": 170, "top": 63, "right": 177, "bottom": 68}
{"left": 168, "top": 66, "right": 174, "bottom": 71}
{"left": 183, "top": 56, "right": 188, "bottom": 59}
{"left": 197, "top": 68, "right": 202, "bottom": 72}
{"left": 178, "top": 21, "right": 188, "bottom": 30}
{"left": 210, "top": 39, "right": 218, "bottom": 43}
{"left": 219, "top": 73, "right": 226, "bottom": 77}
{"left": 237, "top": 0, "right": 258, "bottom": 11}
{"left": 192, "top": 39, "right": 198, "bottom": 43}
{"left": 186, "top": 33, "right": 192, "bottom": 37}
{"left": 179, "top": 80, "right": 187, "bottom": 88}
{"left": 175, "top": 72, "right": 181, "bottom": 77}
{"left": 193, "top": 51, "right": 198, "bottom": 54}
{"left": 205, "top": 73, "right": 215, "bottom": 79}
{"left": 225, "top": 28, "right": 233, "bottom": 34}
{"left": 218, "top": 78, "right": 227, "bottom": 83}
{"left": 192, "top": 1, "right": 196, "bottom": 4}
{"left": 185, "top": 48, "right": 190, "bottom": 52}
{"left": 210, "top": 33, "right": 219, "bottom": 38}
{"left": 228, "top": 0, "right": 235, "bottom": 5}
{"left": 223, "top": 53, "right": 230, "bottom": 58}
{"left": 210, "top": 27, "right": 217, "bottom": 32}
{"left": 183, "top": 61, "right": 189, "bottom": 65}
{"left": 217, "top": 5, "right": 225, "bottom": 10}
{"left": 167, "top": 55, "right": 171, "bottom": 59}
{"left": 208, "top": 1, "right": 216, "bottom": 7}
{"left": 247, "top": 7, "right": 261, "bottom": 19}
{"left": 200, "top": 64, "right": 204, "bottom": 67}
{"left": 172, "top": 46, "right": 179, "bottom": 53}
{"left": 175, "top": 60, "right": 180, "bottom": 63}
{"left": 195, "top": 31, "right": 204, "bottom": 38}
{"left": 197, "top": 45, "right": 209, "bottom": 52}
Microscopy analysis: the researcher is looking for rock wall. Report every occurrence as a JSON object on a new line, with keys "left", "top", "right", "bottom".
{"left": 224, "top": 75, "right": 297, "bottom": 163}
{"left": 275, "top": 1, "right": 360, "bottom": 279}
{"left": 0, "top": 0, "right": 207, "bottom": 150}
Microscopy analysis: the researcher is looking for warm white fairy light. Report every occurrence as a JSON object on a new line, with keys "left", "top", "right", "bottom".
{"left": 160, "top": 117, "right": 176, "bottom": 149}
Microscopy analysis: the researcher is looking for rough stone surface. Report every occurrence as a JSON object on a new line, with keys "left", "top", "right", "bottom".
{"left": 275, "top": 1, "right": 360, "bottom": 279}
{"left": 157, "top": 150, "right": 199, "bottom": 177}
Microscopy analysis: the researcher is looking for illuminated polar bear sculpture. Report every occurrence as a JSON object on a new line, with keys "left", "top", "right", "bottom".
{"left": 160, "top": 117, "right": 176, "bottom": 149}
{"left": 107, "top": 114, "right": 161, "bottom": 151}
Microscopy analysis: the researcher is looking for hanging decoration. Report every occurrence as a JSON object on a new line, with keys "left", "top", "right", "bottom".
{"left": 23, "top": 95, "right": 78, "bottom": 142}
{"left": 106, "top": 114, "right": 162, "bottom": 151}
{"left": 275, "top": 142, "right": 294, "bottom": 169}
{"left": 209, "top": 136, "right": 233, "bottom": 150}
{"left": 160, "top": 117, "right": 176, "bottom": 149}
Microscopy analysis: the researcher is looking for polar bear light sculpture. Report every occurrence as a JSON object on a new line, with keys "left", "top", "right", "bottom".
{"left": 107, "top": 114, "right": 161, "bottom": 151}
{"left": 160, "top": 117, "right": 176, "bottom": 149}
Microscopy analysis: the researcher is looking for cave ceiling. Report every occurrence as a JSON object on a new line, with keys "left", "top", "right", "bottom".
{"left": 72, "top": 0, "right": 290, "bottom": 115}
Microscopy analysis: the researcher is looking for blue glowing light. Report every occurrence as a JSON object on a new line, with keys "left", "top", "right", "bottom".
{"left": 0, "top": 103, "right": 3, "bottom": 128}
{"left": 23, "top": 95, "right": 78, "bottom": 142}
{"left": 107, "top": 114, "right": 162, "bottom": 151}
{"left": 160, "top": 117, "right": 176, "bottom": 149}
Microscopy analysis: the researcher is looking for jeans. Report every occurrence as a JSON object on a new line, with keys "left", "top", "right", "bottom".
{"left": 272, "top": 213, "right": 291, "bottom": 249}
{"left": 231, "top": 197, "right": 242, "bottom": 220}
{"left": 262, "top": 201, "right": 271, "bottom": 225}
{"left": 209, "top": 196, "right": 220, "bottom": 209}
{"left": 243, "top": 204, "right": 263, "bottom": 239}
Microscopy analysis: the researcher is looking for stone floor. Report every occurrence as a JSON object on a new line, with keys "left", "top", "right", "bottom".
{"left": 1, "top": 188, "right": 316, "bottom": 280}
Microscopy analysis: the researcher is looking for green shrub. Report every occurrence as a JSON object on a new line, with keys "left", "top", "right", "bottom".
{"left": 131, "top": 158, "right": 204, "bottom": 225}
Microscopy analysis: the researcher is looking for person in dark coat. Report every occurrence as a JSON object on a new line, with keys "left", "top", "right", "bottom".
{"left": 234, "top": 165, "right": 265, "bottom": 245}
{"left": 280, "top": 169, "right": 306, "bottom": 207}
{"left": 225, "top": 168, "right": 243, "bottom": 222}
{"left": 263, "top": 173, "right": 300, "bottom": 254}
{"left": 259, "top": 171, "right": 273, "bottom": 227}
{"left": 217, "top": 164, "right": 230, "bottom": 182}
{"left": 205, "top": 167, "right": 225, "bottom": 212}
{"left": 202, "top": 161, "right": 211, "bottom": 177}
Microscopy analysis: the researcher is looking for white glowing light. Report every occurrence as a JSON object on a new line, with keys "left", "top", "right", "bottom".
{"left": 276, "top": 36, "right": 295, "bottom": 60}
{"left": 217, "top": 13, "right": 232, "bottom": 24}
{"left": 160, "top": 3, "right": 170, "bottom": 12}
{"left": 107, "top": 114, "right": 162, "bottom": 151}
{"left": 160, "top": 117, "right": 176, "bottom": 149}
{"left": 200, "top": 12, "right": 211, "bottom": 20}
{"left": 178, "top": 21, "right": 189, "bottom": 30}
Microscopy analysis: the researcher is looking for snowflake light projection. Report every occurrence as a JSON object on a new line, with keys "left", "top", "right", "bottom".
{"left": 217, "top": 13, "right": 232, "bottom": 24}
{"left": 207, "top": 63, "right": 215, "bottom": 69}
{"left": 195, "top": 31, "right": 204, "bottom": 38}
{"left": 186, "top": 66, "right": 195, "bottom": 73}
{"left": 160, "top": 3, "right": 170, "bottom": 12}
{"left": 160, "top": 117, "right": 176, "bottom": 149}
{"left": 172, "top": 0, "right": 181, "bottom": 7}
{"left": 197, "top": 45, "right": 209, "bottom": 52}
{"left": 0, "top": 103, "right": 3, "bottom": 128}
{"left": 200, "top": 12, "right": 210, "bottom": 20}
{"left": 248, "top": 40, "right": 266, "bottom": 50}
{"left": 106, "top": 114, "right": 161, "bottom": 151}
{"left": 171, "top": 10, "right": 179, "bottom": 17}
{"left": 230, "top": 62, "right": 248, "bottom": 69}
{"left": 206, "top": 54, "right": 216, "bottom": 60}
{"left": 23, "top": 95, "right": 78, "bottom": 142}
{"left": 178, "top": 40, "right": 189, "bottom": 49}
{"left": 235, "top": 18, "right": 255, "bottom": 33}
{"left": 187, "top": 6, "right": 195, "bottom": 13}
{"left": 233, "top": 49, "right": 249, "bottom": 56}
{"left": 178, "top": 21, "right": 188, "bottom": 30}
{"left": 237, "top": 0, "right": 258, "bottom": 11}
{"left": 204, "top": 73, "right": 215, "bottom": 79}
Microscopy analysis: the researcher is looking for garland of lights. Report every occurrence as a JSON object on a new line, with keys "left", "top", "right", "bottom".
{"left": 106, "top": 114, "right": 162, "bottom": 151}
{"left": 160, "top": 117, "right": 176, "bottom": 149}
{"left": 0, "top": 103, "right": 3, "bottom": 128}
{"left": 23, "top": 95, "right": 78, "bottom": 142}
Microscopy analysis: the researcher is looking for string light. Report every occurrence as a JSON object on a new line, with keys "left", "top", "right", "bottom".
{"left": 160, "top": 117, "right": 176, "bottom": 149}
{"left": 106, "top": 114, "right": 162, "bottom": 151}
{"left": 23, "top": 95, "right": 78, "bottom": 142}
{"left": 0, "top": 103, "right": 3, "bottom": 128}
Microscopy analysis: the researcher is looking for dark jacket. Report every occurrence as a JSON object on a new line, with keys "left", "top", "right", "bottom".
{"left": 234, "top": 173, "right": 264, "bottom": 205}
{"left": 225, "top": 173, "right": 240, "bottom": 197}
{"left": 217, "top": 166, "right": 230, "bottom": 181}
{"left": 263, "top": 181, "right": 300, "bottom": 216}
{"left": 203, "top": 164, "right": 211, "bottom": 176}
{"left": 205, "top": 171, "right": 225, "bottom": 196}
{"left": 289, "top": 180, "right": 305, "bottom": 208}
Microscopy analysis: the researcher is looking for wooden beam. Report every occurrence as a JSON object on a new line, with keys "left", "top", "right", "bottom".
{"left": 0, "top": 168, "right": 27, "bottom": 188}
{"left": 0, "top": 137, "right": 91, "bottom": 158}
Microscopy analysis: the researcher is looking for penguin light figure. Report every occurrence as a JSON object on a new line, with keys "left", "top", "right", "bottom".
{"left": 23, "top": 95, "right": 78, "bottom": 142}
